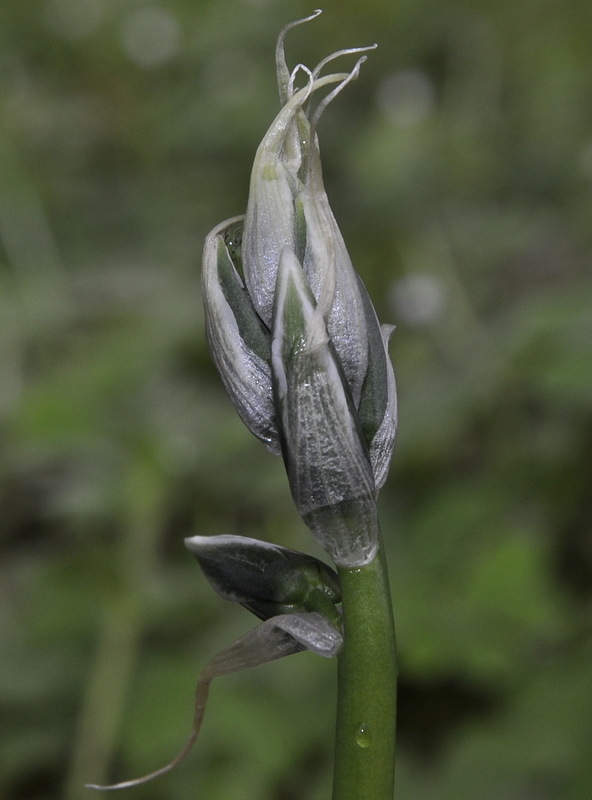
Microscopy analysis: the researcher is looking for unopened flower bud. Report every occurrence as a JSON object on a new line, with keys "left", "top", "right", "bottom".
{"left": 200, "top": 13, "right": 398, "bottom": 568}
{"left": 242, "top": 43, "right": 376, "bottom": 408}
{"left": 271, "top": 248, "right": 380, "bottom": 568}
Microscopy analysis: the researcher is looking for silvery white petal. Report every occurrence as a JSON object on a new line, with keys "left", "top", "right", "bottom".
{"left": 243, "top": 72, "right": 357, "bottom": 329}
{"left": 272, "top": 248, "right": 379, "bottom": 568}
{"left": 203, "top": 612, "right": 342, "bottom": 680}
{"left": 242, "top": 84, "right": 311, "bottom": 327}
{"left": 274, "top": 612, "right": 342, "bottom": 658}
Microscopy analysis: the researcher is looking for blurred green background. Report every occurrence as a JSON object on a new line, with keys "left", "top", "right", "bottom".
{"left": 2, "top": 0, "right": 591, "bottom": 798}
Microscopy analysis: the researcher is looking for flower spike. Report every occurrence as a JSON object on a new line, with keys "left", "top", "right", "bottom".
{"left": 86, "top": 16, "right": 397, "bottom": 795}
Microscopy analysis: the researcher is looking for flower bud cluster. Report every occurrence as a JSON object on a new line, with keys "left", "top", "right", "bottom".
{"left": 202, "top": 11, "right": 397, "bottom": 569}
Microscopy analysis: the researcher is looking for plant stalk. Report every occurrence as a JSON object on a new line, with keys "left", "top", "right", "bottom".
{"left": 332, "top": 534, "right": 397, "bottom": 800}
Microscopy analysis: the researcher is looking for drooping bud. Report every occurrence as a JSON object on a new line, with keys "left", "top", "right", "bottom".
{"left": 185, "top": 534, "right": 341, "bottom": 627}
{"left": 271, "top": 248, "right": 380, "bottom": 568}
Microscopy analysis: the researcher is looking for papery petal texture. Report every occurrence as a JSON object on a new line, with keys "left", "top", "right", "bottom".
{"left": 274, "top": 612, "right": 342, "bottom": 658}
{"left": 271, "top": 248, "right": 379, "bottom": 568}
{"left": 368, "top": 324, "right": 397, "bottom": 489}
{"left": 242, "top": 83, "right": 312, "bottom": 327}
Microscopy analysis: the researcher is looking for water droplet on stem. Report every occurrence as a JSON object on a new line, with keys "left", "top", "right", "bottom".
{"left": 355, "top": 723, "right": 371, "bottom": 748}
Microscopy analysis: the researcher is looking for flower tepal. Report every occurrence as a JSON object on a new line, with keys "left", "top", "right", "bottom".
{"left": 271, "top": 247, "right": 381, "bottom": 567}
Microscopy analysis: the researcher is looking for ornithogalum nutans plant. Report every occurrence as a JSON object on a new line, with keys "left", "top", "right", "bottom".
{"left": 87, "top": 10, "right": 398, "bottom": 800}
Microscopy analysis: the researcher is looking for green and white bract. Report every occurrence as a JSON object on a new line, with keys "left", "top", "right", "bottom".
{"left": 185, "top": 534, "right": 342, "bottom": 625}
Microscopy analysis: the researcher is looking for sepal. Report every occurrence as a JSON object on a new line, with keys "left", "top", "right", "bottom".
{"left": 242, "top": 69, "right": 357, "bottom": 329}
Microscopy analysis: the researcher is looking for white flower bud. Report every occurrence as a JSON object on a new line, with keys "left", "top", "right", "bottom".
{"left": 271, "top": 248, "right": 379, "bottom": 568}
{"left": 200, "top": 15, "right": 397, "bottom": 568}
{"left": 242, "top": 32, "right": 379, "bottom": 410}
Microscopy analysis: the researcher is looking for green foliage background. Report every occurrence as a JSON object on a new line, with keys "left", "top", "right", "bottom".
{"left": 1, "top": 1, "right": 591, "bottom": 799}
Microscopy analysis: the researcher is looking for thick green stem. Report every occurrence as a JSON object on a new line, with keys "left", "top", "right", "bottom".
{"left": 332, "top": 536, "right": 397, "bottom": 800}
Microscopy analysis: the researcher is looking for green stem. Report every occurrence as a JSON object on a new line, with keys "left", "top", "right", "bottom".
{"left": 332, "top": 535, "right": 397, "bottom": 800}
